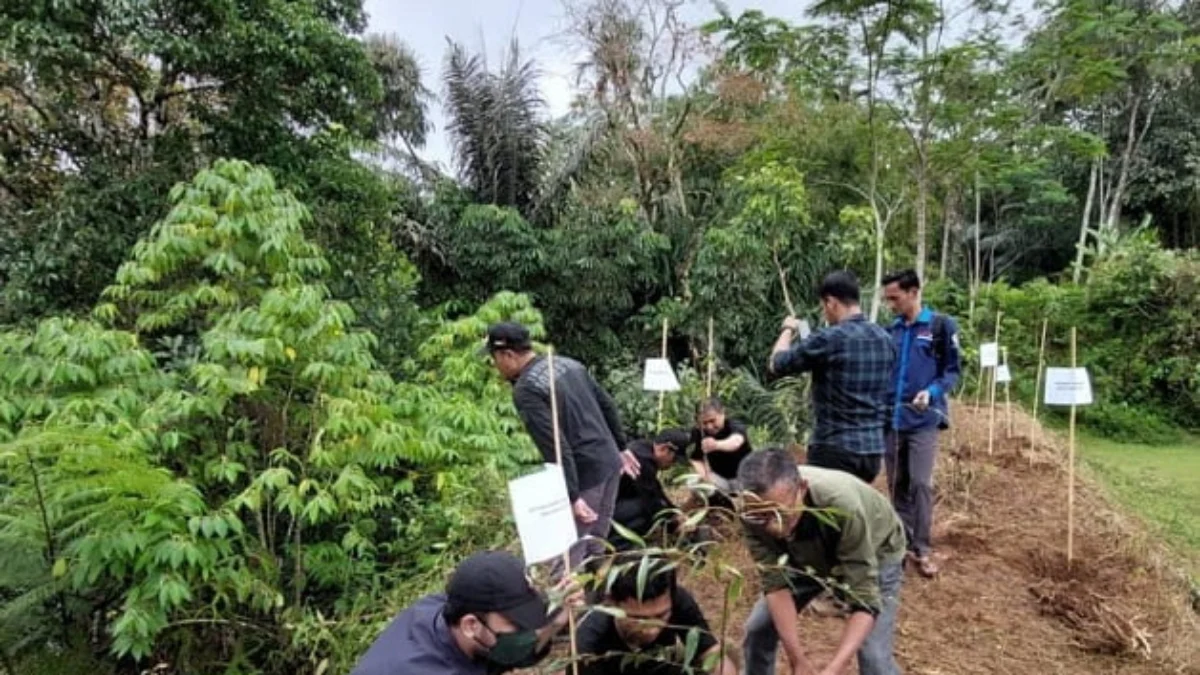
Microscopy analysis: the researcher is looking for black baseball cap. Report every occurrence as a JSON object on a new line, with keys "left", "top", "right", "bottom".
{"left": 654, "top": 428, "right": 693, "bottom": 466}
{"left": 445, "top": 551, "right": 550, "bottom": 630}
{"left": 482, "top": 322, "right": 533, "bottom": 354}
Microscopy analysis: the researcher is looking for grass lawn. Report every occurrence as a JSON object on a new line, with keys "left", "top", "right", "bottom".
{"left": 1079, "top": 432, "right": 1200, "bottom": 573}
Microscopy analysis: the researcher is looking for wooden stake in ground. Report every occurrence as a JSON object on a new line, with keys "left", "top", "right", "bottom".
{"left": 1002, "top": 347, "right": 1013, "bottom": 438}
{"left": 546, "top": 348, "right": 580, "bottom": 675}
{"left": 1067, "top": 327, "right": 1078, "bottom": 567}
{"left": 657, "top": 319, "right": 669, "bottom": 431}
{"left": 706, "top": 317, "right": 715, "bottom": 399}
{"left": 1029, "top": 318, "right": 1049, "bottom": 458}
{"left": 987, "top": 312, "right": 1002, "bottom": 455}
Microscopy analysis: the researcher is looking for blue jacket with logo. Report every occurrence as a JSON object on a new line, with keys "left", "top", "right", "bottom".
{"left": 887, "top": 308, "right": 961, "bottom": 431}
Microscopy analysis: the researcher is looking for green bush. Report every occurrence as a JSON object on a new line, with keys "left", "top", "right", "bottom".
{"left": 0, "top": 161, "right": 541, "bottom": 674}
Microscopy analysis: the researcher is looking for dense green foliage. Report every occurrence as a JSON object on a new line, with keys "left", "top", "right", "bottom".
{"left": 0, "top": 161, "right": 539, "bottom": 672}
{"left": 2, "top": 0, "right": 1199, "bottom": 672}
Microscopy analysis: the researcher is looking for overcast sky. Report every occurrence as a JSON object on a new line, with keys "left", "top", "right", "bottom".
{"left": 364, "top": 0, "right": 809, "bottom": 171}
{"left": 363, "top": 0, "right": 1032, "bottom": 172}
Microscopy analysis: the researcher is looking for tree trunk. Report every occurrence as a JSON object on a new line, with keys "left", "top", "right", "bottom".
{"left": 1072, "top": 161, "right": 1099, "bottom": 284}
{"left": 870, "top": 209, "right": 885, "bottom": 322}
{"left": 939, "top": 189, "right": 956, "bottom": 280}
{"left": 969, "top": 172, "right": 982, "bottom": 322}
{"left": 915, "top": 159, "right": 929, "bottom": 281}
{"left": 1102, "top": 93, "right": 1143, "bottom": 246}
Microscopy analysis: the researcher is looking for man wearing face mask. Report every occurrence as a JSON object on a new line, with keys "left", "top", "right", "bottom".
{"left": 350, "top": 551, "right": 578, "bottom": 675}
{"left": 737, "top": 449, "right": 906, "bottom": 675}
{"left": 576, "top": 553, "right": 737, "bottom": 675}
{"left": 769, "top": 271, "right": 895, "bottom": 484}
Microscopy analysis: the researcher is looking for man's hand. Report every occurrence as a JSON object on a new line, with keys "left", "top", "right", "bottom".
{"left": 700, "top": 437, "right": 718, "bottom": 453}
{"left": 549, "top": 577, "right": 585, "bottom": 630}
{"left": 791, "top": 661, "right": 818, "bottom": 675}
{"left": 912, "top": 389, "right": 931, "bottom": 411}
{"left": 782, "top": 316, "right": 802, "bottom": 334}
{"left": 620, "top": 449, "right": 641, "bottom": 478}
{"left": 573, "top": 498, "right": 598, "bottom": 524}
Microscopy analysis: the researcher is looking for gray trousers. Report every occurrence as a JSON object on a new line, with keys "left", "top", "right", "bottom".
{"left": 743, "top": 560, "right": 904, "bottom": 675}
{"left": 553, "top": 469, "right": 621, "bottom": 578}
{"left": 884, "top": 429, "right": 939, "bottom": 557}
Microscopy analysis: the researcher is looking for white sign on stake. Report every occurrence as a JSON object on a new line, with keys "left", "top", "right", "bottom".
{"left": 1044, "top": 367, "right": 1093, "bottom": 406}
{"left": 979, "top": 342, "right": 1000, "bottom": 368}
{"left": 643, "top": 358, "right": 681, "bottom": 392}
{"left": 796, "top": 320, "right": 812, "bottom": 340}
{"left": 507, "top": 464, "right": 577, "bottom": 564}
{"left": 996, "top": 364, "right": 1012, "bottom": 383}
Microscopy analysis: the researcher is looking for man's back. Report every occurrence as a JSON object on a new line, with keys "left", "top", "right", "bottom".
{"left": 773, "top": 315, "right": 895, "bottom": 455}
{"left": 512, "top": 354, "right": 623, "bottom": 499}
{"left": 350, "top": 594, "right": 481, "bottom": 675}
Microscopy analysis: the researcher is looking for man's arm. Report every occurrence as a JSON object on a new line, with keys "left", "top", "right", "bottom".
{"left": 770, "top": 325, "right": 831, "bottom": 377}
{"left": 705, "top": 433, "right": 747, "bottom": 453}
{"left": 514, "top": 384, "right": 581, "bottom": 500}
{"left": 699, "top": 645, "right": 738, "bottom": 675}
{"left": 928, "top": 315, "right": 962, "bottom": 400}
{"left": 826, "top": 508, "right": 883, "bottom": 667}
{"left": 591, "top": 375, "right": 628, "bottom": 449}
{"left": 766, "top": 588, "right": 815, "bottom": 675}
{"left": 744, "top": 529, "right": 815, "bottom": 674}
{"left": 819, "top": 612, "right": 875, "bottom": 675}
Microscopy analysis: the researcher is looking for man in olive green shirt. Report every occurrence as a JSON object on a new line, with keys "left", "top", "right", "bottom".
{"left": 737, "top": 449, "right": 906, "bottom": 675}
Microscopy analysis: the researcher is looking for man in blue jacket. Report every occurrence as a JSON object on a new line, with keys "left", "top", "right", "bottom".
{"left": 882, "top": 269, "right": 961, "bottom": 578}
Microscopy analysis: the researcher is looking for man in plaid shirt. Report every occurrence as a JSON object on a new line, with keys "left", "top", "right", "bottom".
{"left": 769, "top": 271, "right": 897, "bottom": 483}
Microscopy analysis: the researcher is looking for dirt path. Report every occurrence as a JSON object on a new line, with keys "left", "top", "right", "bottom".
{"left": 680, "top": 405, "right": 1199, "bottom": 675}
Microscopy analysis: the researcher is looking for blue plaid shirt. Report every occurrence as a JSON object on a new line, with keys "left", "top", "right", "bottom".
{"left": 772, "top": 314, "right": 897, "bottom": 455}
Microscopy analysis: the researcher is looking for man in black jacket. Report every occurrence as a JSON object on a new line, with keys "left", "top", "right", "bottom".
{"left": 609, "top": 428, "right": 702, "bottom": 551}
{"left": 486, "top": 322, "right": 627, "bottom": 571}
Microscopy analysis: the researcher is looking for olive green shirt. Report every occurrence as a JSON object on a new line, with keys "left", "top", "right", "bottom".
{"left": 743, "top": 465, "right": 906, "bottom": 615}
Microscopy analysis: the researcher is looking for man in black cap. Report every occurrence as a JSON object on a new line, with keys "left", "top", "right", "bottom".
{"left": 350, "top": 551, "right": 579, "bottom": 675}
{"left": 609, "top": 428, "right": 713, "bottom": 551}
{"left": 485, "top": 322, "right": 627, "bottom": 571}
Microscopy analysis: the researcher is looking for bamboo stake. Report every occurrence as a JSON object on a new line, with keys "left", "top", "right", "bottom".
{"left": 1029, "top": 318, "right": 1049, "bottom": 460}
{"left": 657, "top": 319, "right": 668, "bottom": 431}
{"left": 1067, "top": 327, "right": 1077, "bottom": 567}
{"left": 546, "top": 348, "right": 579, "bottom": 675}
{"left": 1003, "top": 347, "right": 1012, "bottom": 438}
{"left": 706, "top": 317, "right": 715, "bottom": 399}
{"left": 987, "top": 312, "right": 1002, "bottom": 455}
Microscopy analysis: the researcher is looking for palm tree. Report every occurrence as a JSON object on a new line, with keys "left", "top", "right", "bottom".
{"left": 443, "top": 39, "right": 546, "bottom": 214}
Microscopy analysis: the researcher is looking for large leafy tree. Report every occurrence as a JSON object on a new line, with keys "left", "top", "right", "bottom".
{"left": 0, "top": 0, "right": 428, "bottom": 325}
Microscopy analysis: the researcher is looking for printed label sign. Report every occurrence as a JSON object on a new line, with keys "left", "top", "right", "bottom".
{"left": 508, "top": 464, "right": 577, "bottom": 564}
{"left": 996, "top": 364, "right": 1012, "bottom": 383}
{"left": 643, "top": 358, "right": 681, "bottom": 391}
{"left": 979, "top": 342, "right": 999, "bottom": 368}
{"left": 1044, "top": 368, "right": 1093, "bottom": 406}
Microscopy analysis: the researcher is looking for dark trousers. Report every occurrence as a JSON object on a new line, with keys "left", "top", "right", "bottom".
{"left": 807, "top": 446, "right": 882, "bottom": 484}
{"left": 884, "top": 428, "right": 939, "bottom": 557}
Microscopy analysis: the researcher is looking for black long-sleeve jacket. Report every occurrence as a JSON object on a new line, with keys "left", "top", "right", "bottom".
{"left": 512, "top": 355, "right": 625, "bottom": 500}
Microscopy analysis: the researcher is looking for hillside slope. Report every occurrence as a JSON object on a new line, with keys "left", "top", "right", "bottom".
{"left": 677, "top": 404, "right": 1200, "bottom": 675}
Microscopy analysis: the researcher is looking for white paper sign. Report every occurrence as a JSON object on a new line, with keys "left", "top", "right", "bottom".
{"left": 797, "top": 320, "right": 812, "bottom": 340}
{"left": 508, "top": 465, "right": 577, "bottom": 564}
{"left": 996, "top": 364, "right": 1012, "bottom": 383}
{"left": 979, "top": 342, "right": 999, "bottom": 368}
{"left": 1043, "top": 368, "right": 1093, "bottom": 406}
{"left": 642, "top": 358, "right": 681, "bottom": 392}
